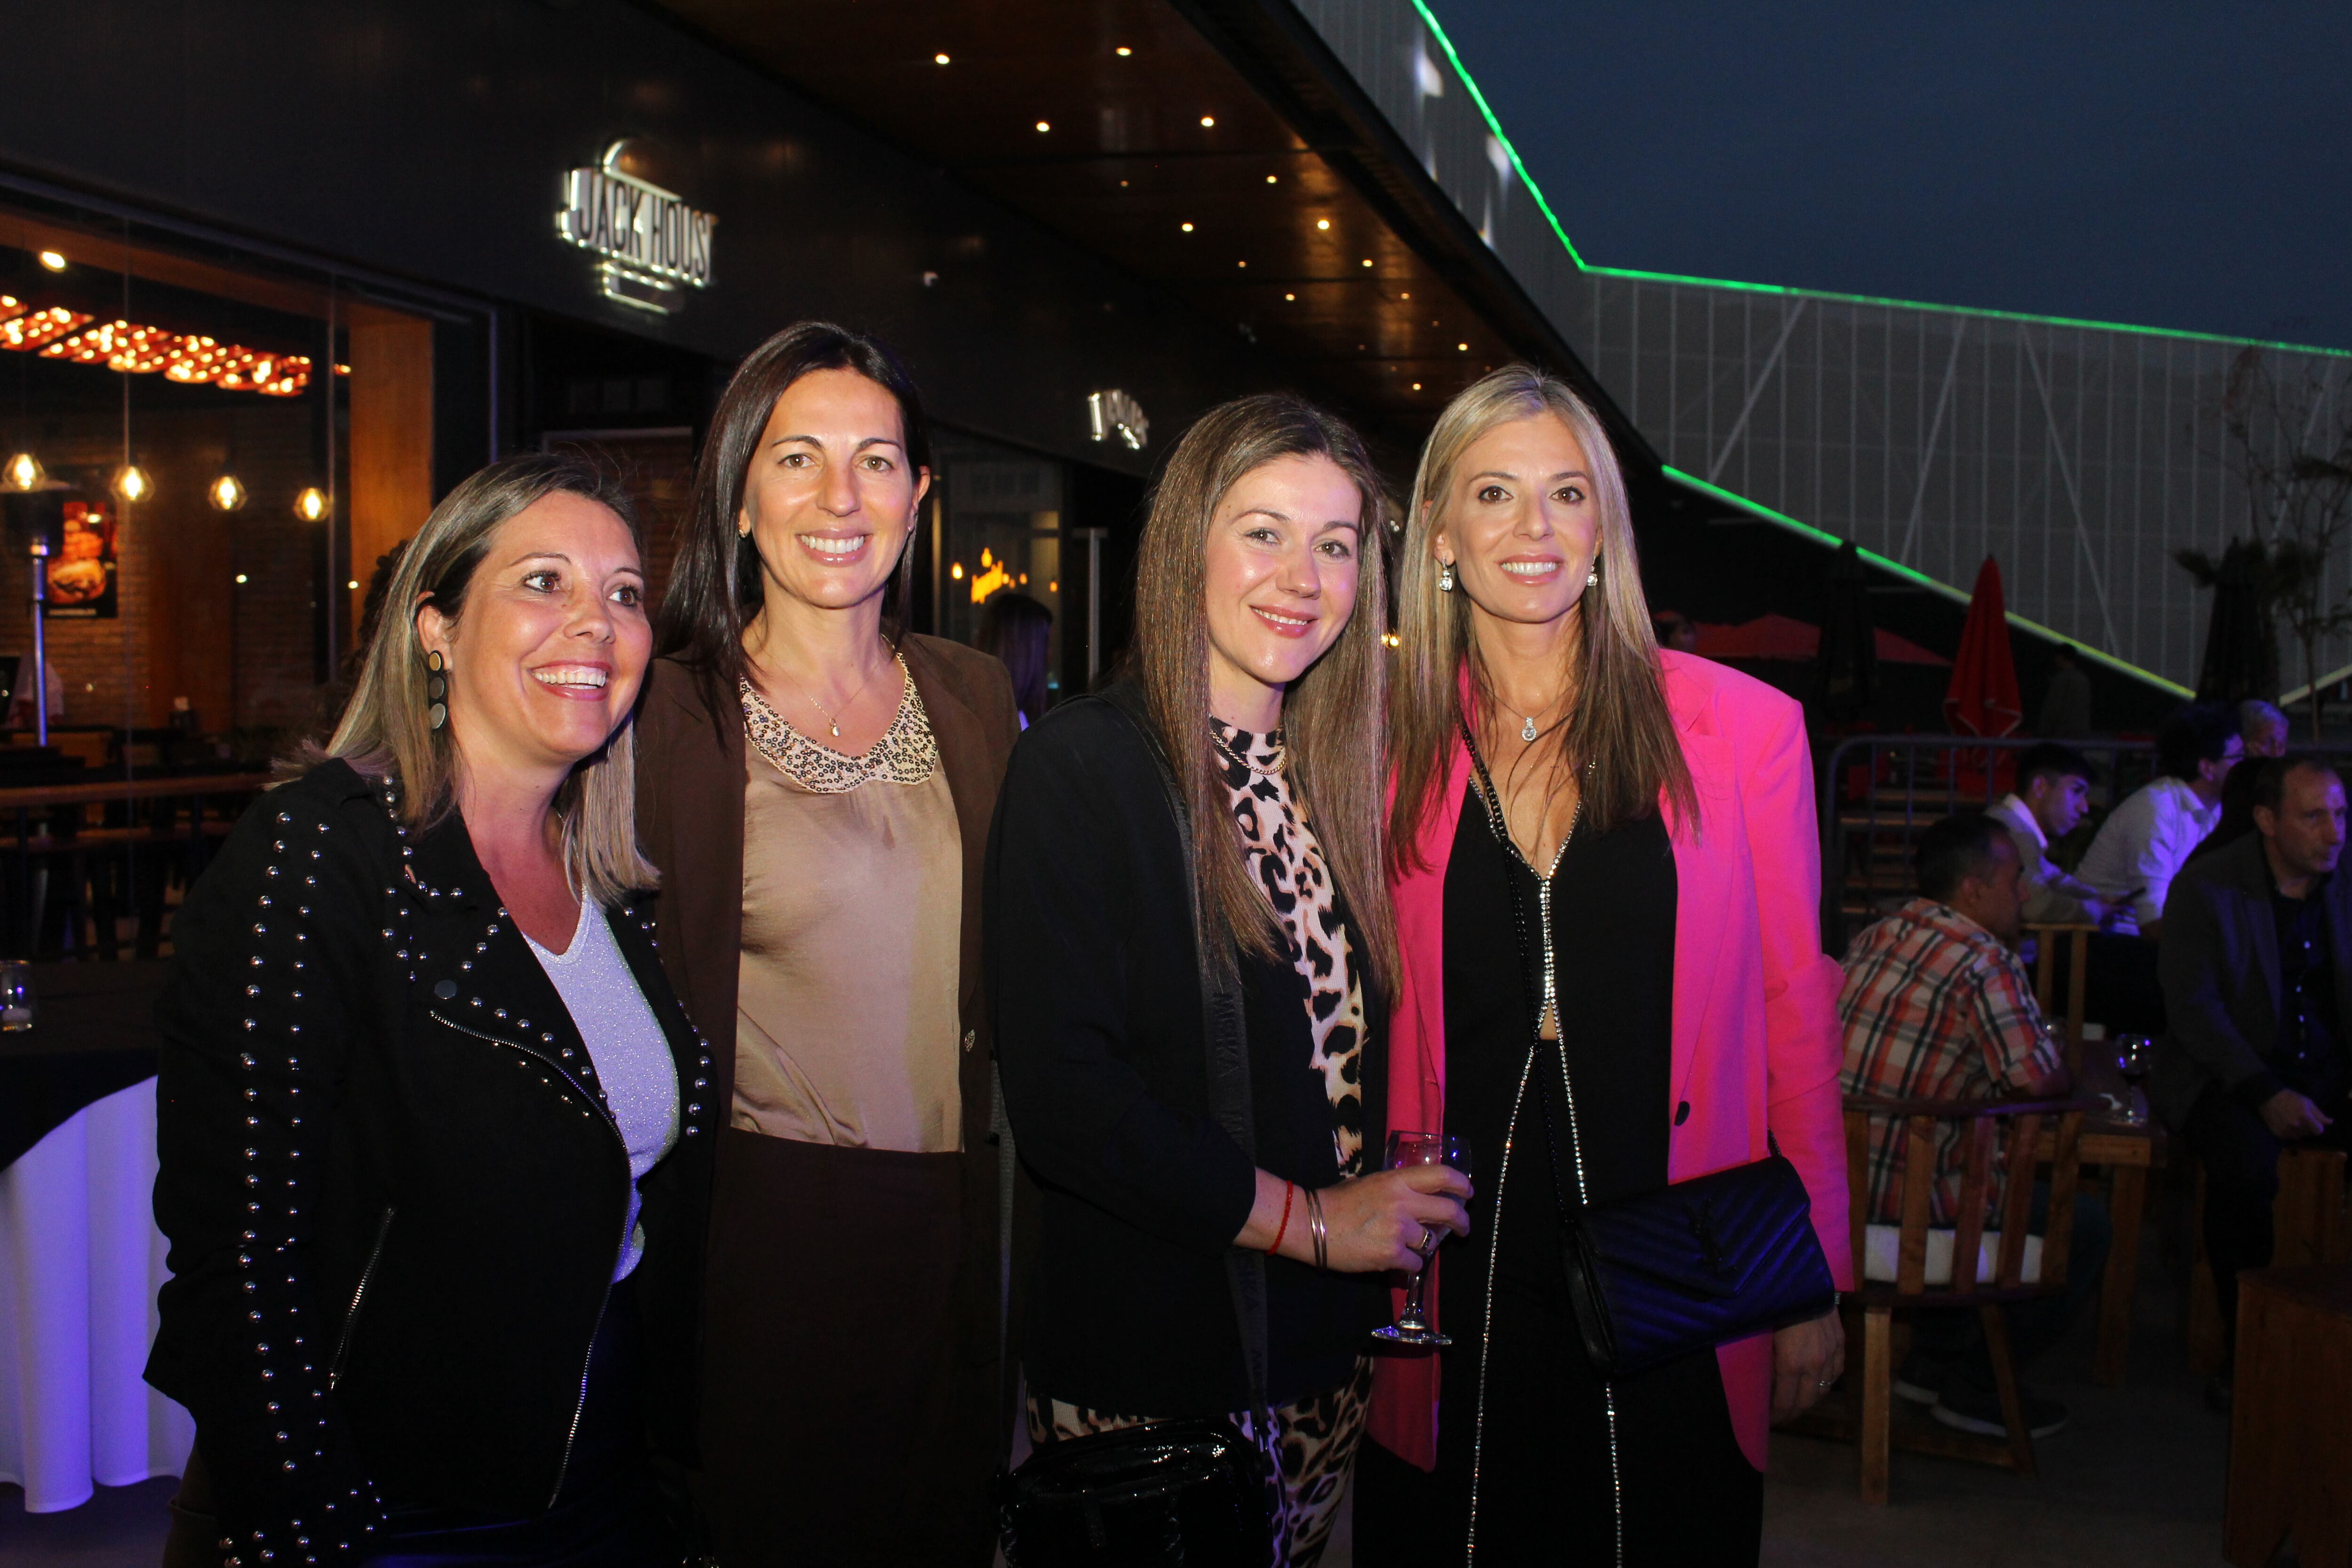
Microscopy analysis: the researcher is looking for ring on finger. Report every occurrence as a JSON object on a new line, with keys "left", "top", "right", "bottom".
{"left": 1417, "top": 1224, "right": 1437, "bottom": 1254}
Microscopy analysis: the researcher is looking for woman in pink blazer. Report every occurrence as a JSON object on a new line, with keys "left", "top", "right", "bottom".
{"left": 1354, "top": 368, "right": 1852, "bottom": 1564}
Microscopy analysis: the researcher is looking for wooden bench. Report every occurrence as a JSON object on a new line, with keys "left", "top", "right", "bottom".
{"left": 2189, "top": 1147, "right": 2352, "bottom": 1376}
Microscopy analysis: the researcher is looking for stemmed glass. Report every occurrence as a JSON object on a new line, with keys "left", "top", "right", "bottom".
{"left": 1371, "top": 1130, "right": 1472, "bottom": 1347}
{"left": 2113, "top": 1034, "right": 2154, "bottom": 1126}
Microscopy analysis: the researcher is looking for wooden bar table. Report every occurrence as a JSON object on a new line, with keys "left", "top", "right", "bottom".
{"left": 2033, "top": 1052, "right": 2163, "bottom": 1385}
{"left": 2226, "top": 1263, "right": 2352, "bottom": 1567}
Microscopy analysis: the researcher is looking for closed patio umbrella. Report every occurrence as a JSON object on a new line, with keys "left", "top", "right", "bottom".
{"left": 1945, "top": 555, "right": 2023, "bottom": 738}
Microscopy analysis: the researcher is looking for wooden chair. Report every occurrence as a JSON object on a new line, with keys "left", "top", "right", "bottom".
{"left": 2187, "top": 1146, "right": 2352, "bottom": 1376}
{"left": 1803, "top": 1092, "right": 2095, "bottom": 1504}
{"left": 2022, "top": 921, "right": 2096, "bottom": 1073}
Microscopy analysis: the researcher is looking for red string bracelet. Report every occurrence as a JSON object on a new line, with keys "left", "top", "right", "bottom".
{"left": 1269, "top": 1180, "right": 1297, "bottom": 1255}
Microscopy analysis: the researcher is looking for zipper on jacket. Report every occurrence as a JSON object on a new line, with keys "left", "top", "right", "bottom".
{"left": 328, "top": 1205, "right": 397, "bottom": 1392}
{"left": 427, "top": 1008, "right": 633, "bottom": 1507}
{"left": 1463, "top": 802, "right": 1624, "bottom": 1568}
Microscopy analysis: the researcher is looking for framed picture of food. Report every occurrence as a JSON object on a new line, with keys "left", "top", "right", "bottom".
{"left": 47, "top": 499, "right": 118, "bottom": 619}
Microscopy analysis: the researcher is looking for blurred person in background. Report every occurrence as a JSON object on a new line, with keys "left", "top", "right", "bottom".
{"left": 1988, "top": 743, "right": 2114, "bottom": 928}
{"left": 2195, "top": 699, "right": 2291, "bottom": 861}
{"left": 2078, "top": 703, "right": 2243, "bottom": 939}
{"left": 2035, "top": 644, "right": 2092, "bottom": 737}
{"left": 2159, "top": 755, "right": 2352, "bottom": 1409}
{"left": 977, "top": 589, "right": 1054, "bottom": 727}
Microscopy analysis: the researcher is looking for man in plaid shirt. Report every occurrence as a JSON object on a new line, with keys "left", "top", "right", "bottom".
{"left": 1837, "top": 813, "right": 2104, "bottom": 1440}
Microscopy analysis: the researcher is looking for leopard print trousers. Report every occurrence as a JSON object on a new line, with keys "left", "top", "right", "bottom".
{"left": 1026, "top": 1354, "right": 1375, "bottom": 1568}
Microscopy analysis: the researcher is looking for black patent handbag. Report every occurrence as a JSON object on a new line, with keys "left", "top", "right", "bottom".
{"left": 1462, "top": 722, "right": 1836, "bottom": 1381}
{"left": 997, "top": 687, "right": 1273, "bottom": 1567}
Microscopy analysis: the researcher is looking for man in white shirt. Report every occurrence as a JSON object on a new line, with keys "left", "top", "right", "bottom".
{"left": 2079, "top": 705, "right": 2244, "bottom": 939}
{"left": 1989, "top": 743, "right": 2113, "bottom": 927}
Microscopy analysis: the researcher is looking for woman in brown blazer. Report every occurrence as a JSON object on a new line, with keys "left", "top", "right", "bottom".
{"left": 632, "top": 322, "right": 1019, "bottom": 1566}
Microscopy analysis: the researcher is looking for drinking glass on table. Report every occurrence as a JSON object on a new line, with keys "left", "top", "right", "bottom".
{"left": 0, "top": 959, "right": 34, "bottom": 1031}
{"left": 1372, "top": 1130, "right": 1472, "bottom": 1347}
{"left": 2112, "top": 1034, "right": 2154, "bottom": 1125}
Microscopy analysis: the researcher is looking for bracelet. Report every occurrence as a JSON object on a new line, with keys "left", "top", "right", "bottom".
{"left": 1306, "top": 1186, "right": 1329, "bottom": 1271}
{"left": 1269, "top": 1181, "right": 1297, "bottom": 1256}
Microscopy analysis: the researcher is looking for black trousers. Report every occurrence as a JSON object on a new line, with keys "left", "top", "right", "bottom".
{"left": 1353, "top": 1276, "right": 1761, "bottom": 1566}
{"left": 2186, "top": 1083, "right": 2352, "bottom": 1342}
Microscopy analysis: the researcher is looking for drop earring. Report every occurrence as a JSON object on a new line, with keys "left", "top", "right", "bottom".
{"left": 1438, "top": 560, "right": 1455, "bottom": 593}
{"left": 424, "top": 649, "right": 448, "bottom": 731}
{"left": 1587, "top": 557, "right": 1601, "bottom": 589}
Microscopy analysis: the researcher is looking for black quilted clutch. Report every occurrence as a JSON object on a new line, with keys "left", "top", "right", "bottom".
{"left": 1559, "top": 1146, "right": 1836, "bottom": 1379}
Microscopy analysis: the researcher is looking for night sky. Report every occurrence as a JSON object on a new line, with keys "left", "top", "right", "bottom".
{"left": 1430, "top": 2, "right": 2352, "bottom": 352}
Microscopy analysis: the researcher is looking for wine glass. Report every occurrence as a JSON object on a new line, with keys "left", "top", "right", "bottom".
{"left": 1371, "top": 1130, "right": 1472, "bottom": 1348}
{"left": 2113, "top": 1034, "right": 2154, "bottom": 1125}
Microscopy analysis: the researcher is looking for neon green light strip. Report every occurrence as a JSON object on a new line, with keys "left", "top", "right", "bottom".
{"left": 1408, "top": 0, "right": 2349, "bottom": 360}
{"left": 1661, "top": 465, "right": 2195, "bottom": 697}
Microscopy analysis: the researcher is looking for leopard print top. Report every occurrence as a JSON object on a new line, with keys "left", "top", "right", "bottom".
{"left": 1209, "top": 719, "right": 1369, "bottom": 1178}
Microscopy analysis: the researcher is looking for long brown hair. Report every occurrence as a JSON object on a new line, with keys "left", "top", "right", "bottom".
{"left": 320, "top": 451, "right": 659, "bottom": 905}
{"left": 1388, "top": 366, "right": 1695, "bottom": 871}
{"left": 657, "top": 321, "right": 931, "bottom": 720}
{"left": 1132, "top": 393, "right": 1398, "bottom": 996}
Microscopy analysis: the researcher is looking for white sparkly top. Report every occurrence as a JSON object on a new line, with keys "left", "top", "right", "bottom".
{"left": 525, "top": 901, "right": 681, "bottom": 1281}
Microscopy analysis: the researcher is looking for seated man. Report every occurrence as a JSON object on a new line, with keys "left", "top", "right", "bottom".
{"left": 2194, "top": 699, "right": 2291, "bottom": 862}
{"left": 2157, "top": 755, "right": 2352, "bottom": 1406}
{"left": 2078, "top": 702, "right": 2244, "bottom": 938}
{"left": 1988, "top": 743, "right": 2112, "bottom": 927}
{"left": 1840, "top": 813, "right": 2111, "bottom": 1439}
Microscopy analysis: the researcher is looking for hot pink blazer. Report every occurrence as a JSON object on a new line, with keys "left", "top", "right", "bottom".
{"left": 1368, "top": 650, "right": 1853, "bottom": 1473}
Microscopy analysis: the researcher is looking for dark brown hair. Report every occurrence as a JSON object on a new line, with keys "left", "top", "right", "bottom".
{"left": 657, "top": 321, "right": 931, "bottom": 713}
{"left": 1131, "top": 392, "right": 1398, "bottom": 997}
{"left": 977, "top": 590, "right": 1054, "bottom": 724}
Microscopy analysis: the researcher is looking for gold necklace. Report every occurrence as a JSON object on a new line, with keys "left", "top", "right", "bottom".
{"left": 787, "top": 646, "right": 890, "bottom": 740}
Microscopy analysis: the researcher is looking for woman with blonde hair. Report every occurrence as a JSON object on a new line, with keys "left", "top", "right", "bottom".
{"left": 151, "top": 452, "right": 713, "bottom": 1567}
{"left": 1356, "top": 368, "right": 1852, "bottom": 1562}
{"left": 987, "top": 393, "right": 1468, "bottom": 1567}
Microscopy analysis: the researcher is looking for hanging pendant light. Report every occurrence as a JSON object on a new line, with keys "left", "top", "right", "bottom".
{"left": 207, "top": 474, "right": 248, "bottom": 512}
{"left": 294, "top": 486, "right": 329, "bottom": 522}
{"left": 3, "top": 451, "right": 41, "bottom": 492}
{"left": 112, "top": 463, "right": 152, "bottom": 503}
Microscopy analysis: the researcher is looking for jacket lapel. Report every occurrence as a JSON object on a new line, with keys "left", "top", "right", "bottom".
{"left": 1667, "top": 728, "right": 1737, "bottom": 1114}
{"left": 903, "top": 637, "right": 989, "bottom": 1021}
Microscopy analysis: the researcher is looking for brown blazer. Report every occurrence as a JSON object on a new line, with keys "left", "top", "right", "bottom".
{"left": 630, "top": 632, "right": 1022, "bottom": 1456}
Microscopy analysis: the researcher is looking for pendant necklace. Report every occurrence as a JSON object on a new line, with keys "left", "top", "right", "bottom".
{"left": 795, "top": 648, "right": 887, "bottom": 740}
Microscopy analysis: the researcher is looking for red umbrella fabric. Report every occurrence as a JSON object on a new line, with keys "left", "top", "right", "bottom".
{"left": 1943, "top": 556, "right": 2023, "bottom": 736}
{"left": 1692, "top": 613, "right": 1950, "bottom": 667}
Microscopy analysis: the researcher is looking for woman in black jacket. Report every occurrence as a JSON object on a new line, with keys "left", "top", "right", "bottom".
{"left": 149, "top": 453, "right": 715, "bottom": 1568}
{"left": 986, "top": 395, "right": 1470, "bottom": 1567}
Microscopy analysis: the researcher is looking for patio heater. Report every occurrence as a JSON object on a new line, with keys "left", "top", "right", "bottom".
{"left": 27, "top": 534, "right": 46, "bottom": 745}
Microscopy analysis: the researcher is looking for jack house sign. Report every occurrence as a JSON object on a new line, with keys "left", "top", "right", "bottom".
{"left": 556, "top": 140, "right": 717, "bottom": 314}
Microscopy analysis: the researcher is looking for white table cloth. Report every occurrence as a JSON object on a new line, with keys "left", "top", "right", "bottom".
{"left": 0, "top": 1075, "right": 193, "bottom": 1512}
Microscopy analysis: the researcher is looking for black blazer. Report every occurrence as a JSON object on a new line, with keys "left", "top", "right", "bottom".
{"left": 146, "top": 761, "right": 718, "bottom": 1566}
{"left": 2155, "top": 830, "right": 2352, "bottom": 1126}
{"left": 985, "top": 692, "right": 1387, "bottom": 1417}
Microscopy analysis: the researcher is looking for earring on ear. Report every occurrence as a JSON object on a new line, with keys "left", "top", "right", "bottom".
{"left": 1587, "top": 557, "right": 1601, "bottom": 590}
{"left": 424, "top": 649, "right": 448, "bottom": 731}
{"left": 738, "top": 521, "right": 752, "bottom": 538}
{"left": 1438, "top": 560, "right": 1456, "bottom": 593}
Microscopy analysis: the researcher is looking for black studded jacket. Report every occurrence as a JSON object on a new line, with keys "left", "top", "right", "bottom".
{"left": 146, "top": 760, "right": 718, "bottom": 1566}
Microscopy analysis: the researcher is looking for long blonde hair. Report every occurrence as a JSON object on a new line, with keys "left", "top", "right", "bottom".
{"left": 1389, "top": 366, "right": 1694, "bottom": 871}
{"left": 321, "top": 452, "right": 659, "bottom": 905}
{"left": 1132, "top": 393, "right": 1398, "bottom": 997}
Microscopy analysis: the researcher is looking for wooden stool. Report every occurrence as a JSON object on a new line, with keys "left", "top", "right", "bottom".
{"left": 2188, "top": 1147, "right": 2351, "bottom": 1376}
{"left": 2226, "top": 1264, "right": 2352, "bottom": 1566}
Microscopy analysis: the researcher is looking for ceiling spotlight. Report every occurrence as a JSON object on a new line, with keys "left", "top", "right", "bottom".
{"left": 112, "top": 464, "right": 152, "bottom": 503}
{"left": 207, "top": 474, "right": 247, "bottom": 512}
{"left": 1361, "top": 259, "right": 1373, "bottom": 267}
{"left": 3, "top": 451, "right": 42, "bottom": 491}
{"left": 1265, "top": 175, "right": 1278, "bottom": 184}
{"left": 1401, "top": 291, "right": 1411, "bottom": 300}
{"left": 934, "top": 52, "right": 950, "bottom": 64}
{"left": 294, "top": 486, "right": 329, "bottom": 522}
{"left": 36, "top": 251, "right": 65, "bottom": 272}
{"left": 234, "top": 573, "right": 249, "bottom": 585}
{"left": 1316, "top": 219, "right": 1330, "bottom": 231}
{"left": 1180, "top": 222, "right": 1194, "bottom": 232}
{"left": 1412, "top": 382, "right": 1423, "bottom": 390}
{"left": 1284, "top": 293, "right": 1296, "bottom": 302}
{"left": 1237, "top": 259, "right": 1247, "bottom": 267}
{"left": 1200, "top": 116, "right": 1215, "bottom": 127}
{"left": 346, "top": 578, "right": 360, "bottom": 591}
{"left": 1034, "top": 120, "right": 1051, "bottom": 133}
{"left": 1115, "top": 45, "right": 1132, "bottom": 56}
{"left": 1457, "top": 342, "right": 1469, "bottom": 351}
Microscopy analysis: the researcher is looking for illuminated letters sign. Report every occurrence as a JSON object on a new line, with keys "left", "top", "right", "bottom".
{"left": 556, "top": 142, "right": 717, "bottom": 314}
{"left": 1087, "top": 389, "right": 1149, "bottom": 451}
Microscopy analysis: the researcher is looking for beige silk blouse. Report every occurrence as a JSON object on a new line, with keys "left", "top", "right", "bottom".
{"left": 732, "top": 670, "right": 964, "bottom": 1153}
